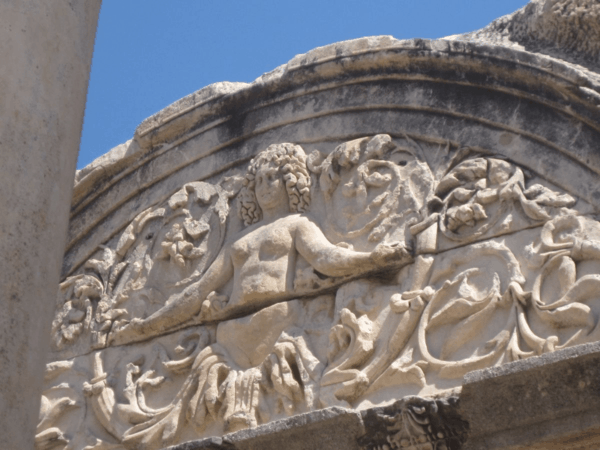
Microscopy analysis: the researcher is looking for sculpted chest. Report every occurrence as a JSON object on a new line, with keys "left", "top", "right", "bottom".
{"left": 231, "top": 220, "right": 295, "bottom": 267}
{"left": 40, "top": 26, "right": 600, "bottom": 450}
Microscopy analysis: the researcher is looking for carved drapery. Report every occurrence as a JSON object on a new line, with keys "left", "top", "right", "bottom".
{"left": 37, "top": 132, "right": 600, "bottom": 450}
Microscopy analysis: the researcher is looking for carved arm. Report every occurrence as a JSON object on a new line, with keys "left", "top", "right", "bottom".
{"left": 115, "top": 247, "right": 234, "bottom": 340}
{"left": 295, "top": 217, "right": 410, "bottom": 278}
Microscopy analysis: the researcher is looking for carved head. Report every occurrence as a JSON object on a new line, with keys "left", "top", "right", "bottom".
{"left": 239, "top": 143, "right": 311, "bottom": 226}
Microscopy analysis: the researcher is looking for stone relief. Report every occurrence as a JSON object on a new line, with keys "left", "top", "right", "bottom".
{"left": 358, "top": 396, "right": 468, "bottom": 450}
{"left": 38, "top": 134, "right": 600, "bottom": 449}
{"left": 52, "top": 179, "right": 235, "bottom": 355}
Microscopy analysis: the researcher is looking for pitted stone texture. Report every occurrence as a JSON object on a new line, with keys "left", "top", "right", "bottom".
{"left": 359, "top": 396, "right": 468, "bottom": 450}
{"left": 168, "top": 437, "right": 236, "bottom": 450}
{"left": 461, "top": 342, "right": 600, "bottom": 449}
{"left": 166, "top": 398, "right": 468, "bottom": 450}
{"left": 0, "top": 1, "right": 100, "bottom": 449}
{"left": 65, "top": 35, "right": 600, "bottom": 281}
{"left": 41, "top": 2, "right": 600, "bottom": 449}
{"left": 41, "top": 133, "right": 600, "bottom": 449}
{"left": 166, "top": 408, "right": 365, "bottom": 450}
{"left": 447, "top": 0, "right": 600, "bottom": 75}
{"left": 166, "top": 344, "right": 600, "bottom": 450}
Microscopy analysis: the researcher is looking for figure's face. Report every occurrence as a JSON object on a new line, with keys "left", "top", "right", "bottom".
{"left": 255, "top": 161, "right": 288, "bottom": 214}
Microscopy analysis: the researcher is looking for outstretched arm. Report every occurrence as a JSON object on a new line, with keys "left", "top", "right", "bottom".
{"left": 295, "top": 217, "right": 410, "bottom": 278}
{"left": 125, "top": 246, "right": 234, "bottom": 336}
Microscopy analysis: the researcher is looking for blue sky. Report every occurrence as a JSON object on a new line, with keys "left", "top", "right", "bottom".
{"left": 78, "top": 0, "right": 530, "bottom": 169}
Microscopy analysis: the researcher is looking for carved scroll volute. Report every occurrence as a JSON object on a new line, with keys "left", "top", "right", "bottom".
{"left": 49, "top": 178, "right": 242, "bottom": 355}
{"left": 43, "top": 134, "right": 600, "bottom": 449}
{"left": 434, "top": 157, "right": 576, "bottom": 244}
{"left": 358, "top": 396, "right": 469, "bottom": 450}
{"left": 307, "top": 134, "right": 434, "bottom": 252}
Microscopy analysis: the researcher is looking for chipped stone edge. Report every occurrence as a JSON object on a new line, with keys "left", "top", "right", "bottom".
{"left": 164, "top": 406, "right": 364, "bottom": 450}
{"left": 73, "top": 34, "right": 600, "bottom": 209}
{"left": 463, "top": 340, "right": 600, "bottom": 384}
{"left": 445, "top": 0, "right": 600, "bottom": 76}
{"left": 163, "top": 343, "right": 600, "bottom": 450}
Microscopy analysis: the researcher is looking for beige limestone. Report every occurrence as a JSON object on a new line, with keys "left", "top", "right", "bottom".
{"left": 446, "top": 0, "right": 600, "bottom": 75}
{"left": 40, "top": 134, "right": 600, "bottom": 449}
{"left": 34, "top": 1, "right": 600, "bottom": 449}
{"left": 0, "top": 1, "right": 101, "bottom": 449}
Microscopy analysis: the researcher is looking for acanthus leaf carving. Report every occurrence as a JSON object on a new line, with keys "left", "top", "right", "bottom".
{"left": 51, "top": 179, "right": 238, "bottom": 355}
{"left": 432, "top": 156, "right": 576, "bottom": 244}
{"left": 42, "top": 133, "right": 600, "bottom": 449}
{"left": 308, "top": 134, "right": 433, "bottom": 251}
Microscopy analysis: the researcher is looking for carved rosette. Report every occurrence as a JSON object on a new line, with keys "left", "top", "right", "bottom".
{"left": 358, "top": 396, "right": 469, "bottom": 450}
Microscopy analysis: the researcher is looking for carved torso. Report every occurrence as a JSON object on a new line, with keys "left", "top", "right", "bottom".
{"left": 43, "top": 132, "right": 600, "bottom": 450}
{"left": 229, "top": 215, "right": 298, "bottom": 307}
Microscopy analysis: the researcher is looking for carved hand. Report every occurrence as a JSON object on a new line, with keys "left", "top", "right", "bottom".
{"left": 109, "top": 317, "right": 148, "bottom": 345}
{"left": 199, "top": 291, "right": 229, "bottom": 321}
{"left": 371, "top": 241, "right": 412, "bottom": 267}
{"left": 128, "top": 317, "right": 148, "bottom": 334}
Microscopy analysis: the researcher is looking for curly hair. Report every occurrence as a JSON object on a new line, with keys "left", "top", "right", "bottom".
{"left": 238, "top": 143, "right": 311, "bottom": 226}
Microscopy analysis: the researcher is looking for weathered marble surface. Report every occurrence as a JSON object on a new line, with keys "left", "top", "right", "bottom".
{"left": 446, "top": 0, "right": 600, "bottom": 75}
{"left": 40, "top": 131, "right": 600, "bottom": 449}
{"left": 461, "top": 341, "right": 600, "bottom": 449}
{"left": 38, "top": 1, "right": 600, "bottom": 449}
{"left": 0, "top": 2, "right": 101, "bottom": 450}
{"left": 63, "top": 29, "right": 600, "bottom": 282}
{"left": 165, "top": 342, "right": 600, "bottom": 450}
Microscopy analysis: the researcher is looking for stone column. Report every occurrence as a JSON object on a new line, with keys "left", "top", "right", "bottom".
{"left": 0, "top": 1, "right": 101, "bottom": 449}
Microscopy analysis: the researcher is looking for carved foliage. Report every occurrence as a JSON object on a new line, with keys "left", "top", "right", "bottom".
{"left": 40, "top": 134, "right": 600, "bottom": 449}
{"left": 308, "top": 134, "right": 433, "bottom": 250}
{"left": 358, "top": 396, "right": 468, "bottom": 450}
{"left": 434, "top": 157, "right": 575, "bottom": 243}
{"left": 51, "top": 180, "right": 240, "bottom": 355}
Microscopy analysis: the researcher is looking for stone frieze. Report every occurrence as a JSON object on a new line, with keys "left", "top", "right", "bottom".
{"left": 36, "top": 131, "right": 600, "bottom": 449}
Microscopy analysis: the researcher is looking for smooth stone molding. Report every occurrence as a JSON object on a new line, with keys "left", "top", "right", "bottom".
{"left": 0, "top": 1, "right": 101, "bottom": 449}
{"left": 41, "top": 2, "right": 600, "bottom": 449}
{"left": 65, "top": 35, "right": 600, "bottom": 279}
{"left": 461, "top": 341, "right": 600, "bottom": 450}
{"left": 164, "top": 342, "right": 600, "bottom": 450}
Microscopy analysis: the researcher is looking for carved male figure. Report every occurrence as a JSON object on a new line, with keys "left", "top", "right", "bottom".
{"left": 119, "top": 142, "right": 409, "bottom": 345}
{"left": 109, "top": 143, "right": 410, "bottom": 437}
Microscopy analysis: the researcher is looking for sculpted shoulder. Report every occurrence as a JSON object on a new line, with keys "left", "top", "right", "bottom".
{"left": 228, "top": 213, "right": 306, "bottom": 242}
{"left": 289, "top": 213, "right": 320, "bottom": 232}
